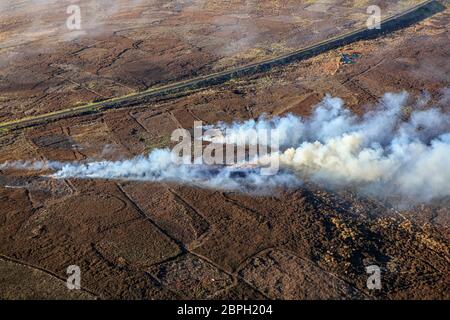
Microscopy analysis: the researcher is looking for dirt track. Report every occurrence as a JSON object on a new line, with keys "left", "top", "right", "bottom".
{"left": 0, "top": 0, "right": 443, "bottom": 132}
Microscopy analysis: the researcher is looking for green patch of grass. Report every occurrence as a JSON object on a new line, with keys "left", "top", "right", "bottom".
{"left": 140, "top": 135, "right": 172, "bottom": 153}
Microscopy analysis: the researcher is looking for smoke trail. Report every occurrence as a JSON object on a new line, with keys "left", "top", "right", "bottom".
{"left": 1, "top": 91, "right": 449, "bottom": 201}
{"left": 55, "top": 148, "right": 299, "bottom": 192}
{"left": 0, "top": 160, "right": 63, "bottom": 171}
{"left": 0, "top": 149, "right": 299, "bottom": 192}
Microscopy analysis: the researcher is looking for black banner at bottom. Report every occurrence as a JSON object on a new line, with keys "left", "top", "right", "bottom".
{"left": 0, "top": 300, "right": 445, "bottom": 319}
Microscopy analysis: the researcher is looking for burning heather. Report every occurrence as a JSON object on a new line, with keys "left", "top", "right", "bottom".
{"left": 2, "top": 91, "right": 449, "bottom": 202}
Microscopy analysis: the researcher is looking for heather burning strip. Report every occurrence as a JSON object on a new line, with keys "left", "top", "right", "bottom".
{"left": 1, "top": 91, "right": 449, "bottom": 202}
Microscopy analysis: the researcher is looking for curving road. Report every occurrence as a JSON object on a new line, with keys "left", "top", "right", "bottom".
{"left": 0, "top": 0, "right": 443, "bottom": 132}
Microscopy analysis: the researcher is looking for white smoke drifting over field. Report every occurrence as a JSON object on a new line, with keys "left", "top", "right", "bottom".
{"left": 208, "top": 92, "right": 450, "bottom": 201}
{"left": 0, "top": 150, "right": 299, "bottom": 192}
{"left": 1, "top": 91, "right": 449, "bottom": 201}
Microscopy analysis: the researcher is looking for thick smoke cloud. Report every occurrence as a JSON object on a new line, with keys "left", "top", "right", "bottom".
{"left": 2, "top": 91, "right": 449, "bottom": 202}
{"left": 210, "top": 92, "right": 450, "bottom": 201}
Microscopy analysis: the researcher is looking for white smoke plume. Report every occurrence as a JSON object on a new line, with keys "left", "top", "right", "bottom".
{"left": 1, "top": 91, "right": 449, "bottom": 202}
{"left": 0, "top": 149, "right": 299, "bottom": 192}
{"left": 208, "top": 91, "right": 450, "bottom": 201}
